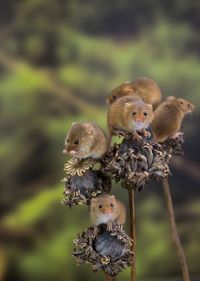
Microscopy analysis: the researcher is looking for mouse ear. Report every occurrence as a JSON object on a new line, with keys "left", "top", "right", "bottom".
{"left": 123, "top": 80, "right": 131, "bottom": 85}
{"left": 166, "top": 96, "right": 175, "bottom": 101}
{"left": 125, "top": 102, "right": 133, "bottom": 109}
{"left": 110, "top": 194, "right": 116, "bottom": 199}
{"left": 91, "top": 197, "right": 97, "bottom": 204}
{"left": 147, "top": 103, "right": 153, "bottom": 109}
{"left": 123, "top": 84, "right": 134, "bottom": 93}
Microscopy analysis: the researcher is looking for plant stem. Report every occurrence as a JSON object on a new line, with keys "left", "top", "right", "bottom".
{"left": 128, "top": 187, "right": 136, "bottom": 281}
{"left": 162, "top": 178, "right": 190, "bottom": 281}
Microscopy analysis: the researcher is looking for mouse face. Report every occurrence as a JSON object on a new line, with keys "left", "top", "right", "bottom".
{"left": 107, "top": 82, "right": 133, "bottom": 105}
{"left": 166, "top": 96, "right": 195, "bottom": 114}
{"left": 91, "top": 195, "right": 117, "bottom": 219}
{"left": 63, "top": 123, "right": 93, "bottom": 158}
{"left": 124, "top": 100, "right": 153, "bottom": 130}
{"left": 177, "top": 98, "right": 195, "bottom": 114}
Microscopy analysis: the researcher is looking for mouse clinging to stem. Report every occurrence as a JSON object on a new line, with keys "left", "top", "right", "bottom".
{"left": 107, "top": 76, "right": 162, "bottom": 108}
{"left": 151, "top": 96, "right": 195, "bottom": 143}
{"left": 63, "top": 122, "right": 108, "bottom": 160}
{"left": 90, "top": 194, "right": 126, "bottom": 231}
{"left": 107, "top": 96, "right": 153, "bottom": 141}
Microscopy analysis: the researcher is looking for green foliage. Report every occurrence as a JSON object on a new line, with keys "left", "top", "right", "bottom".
{"left": 2, "top": 185, "right": 62, "bottom": 229}
{"left": 0, "top": 1, "right": 200, "bottom": 280}
{"left": 18, "top": 228, "right": 76, "bottom": 281}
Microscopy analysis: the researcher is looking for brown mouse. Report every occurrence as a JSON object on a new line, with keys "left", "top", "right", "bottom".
{"left": 63, "top": 122, "right": 108, "bottom": 159}
{"left": 151, "top": 96, "right": 195, "bottom": 143}
{"left": 107, "top": 96, "right": 153, "bottom": 140}
{"left": 107, "top": 76, "right": 162, "bottom": 107}
{"left": 90, "top": 194, "right": 126, "bottom": 230}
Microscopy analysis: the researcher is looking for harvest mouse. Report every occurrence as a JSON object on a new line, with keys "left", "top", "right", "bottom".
{"left": 151, "top": 96, "right": 195, "bottom": 143}
{"left": 107, "top": 96, "right": 153, "bottom": 141}
{"left": 107, "top": 76, "right": 161, "bottom": 108}
{"left": 63, "top": 122, "right": 108, "bottom": 159}
{"left": 90, "top": 194, "right": 126, "bottom": 231}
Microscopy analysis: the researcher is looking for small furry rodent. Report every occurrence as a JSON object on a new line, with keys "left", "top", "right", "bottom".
{"left": 63, "top": 122, "right": 108, "bottom": 159}
{"left": 151, "top": 96, "right": 195, "bottom": 143}
{"left": 107, "top": 76, "right": 161, "bottom": 107}
{"left": 90, "top": 194, "right": 126, "bottom": 230}
{"left": 107, "top": 96, "right": 153, "bottom": 140}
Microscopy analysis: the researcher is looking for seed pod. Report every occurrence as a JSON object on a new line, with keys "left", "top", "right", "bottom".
{"left": 102, "top": 134, "right": 170, "bottom": 191}
{"left": 62, "top": 170, "right": 111, "bottom": 207}
{"left": 162, "top": 132, "right": 184, "bottom": 156}
{"left": 72, "top": 223, "right": 133, "bottom": 276}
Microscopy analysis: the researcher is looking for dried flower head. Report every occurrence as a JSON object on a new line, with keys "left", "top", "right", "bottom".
{"left": 102, "top": 135, "right": 170, "bottom": 191}
{"left": 64, "top": 158, "right": 96, "bottom": 176}
{"left": 73, "top": 223, "right": 133, "bottom": 276}
{"left": 162, "top": 132, "right": 184, "bottom": 156}
{"left": 62, "top": 170, "right": 111, "bottom": 207}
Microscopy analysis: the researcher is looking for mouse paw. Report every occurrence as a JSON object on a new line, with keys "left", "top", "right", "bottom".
{"left": 113, "top": 129, "right": 130, "bottom": 139}
{"left": 107, "top": 222, "right": 113, "bottom": 231}
{"left": 132, "top": 131, "right": 142, "bottom": 141}
{"left": 143, "top": 129, "right": 151, "bottom": 138}
{"left": 171, "top": 132, "right": 184, "bottom": 139}
{"left": 138, "top": 128, "right": 151, "bottom": 138}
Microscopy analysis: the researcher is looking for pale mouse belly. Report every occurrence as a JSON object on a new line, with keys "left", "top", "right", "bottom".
{"left": 95, "top": 214, "right": 114, "bottom": 225}
{"left": 133, "top": 122, "right": 148, "bottom": 131}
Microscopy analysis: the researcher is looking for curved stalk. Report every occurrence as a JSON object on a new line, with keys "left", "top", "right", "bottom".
{"left": 162, "top": 178, "right": 190, "bottom": 281}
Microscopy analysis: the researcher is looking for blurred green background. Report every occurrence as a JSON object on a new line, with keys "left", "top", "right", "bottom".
{"left": 0, "top": 1, "right": 200, "bottom": 280}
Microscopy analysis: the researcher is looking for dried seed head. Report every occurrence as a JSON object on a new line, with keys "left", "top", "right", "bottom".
{"left": 62, "top": 170, "right": 111, "bottom": 207}
{"left": 161, "top": 132, "right": 184, "bottom": 156}
{"left": 102, "top": 135, "right": 170, "bottom": 191}
{"left": 72, "top": 223, "right": 133, "bottom": 276}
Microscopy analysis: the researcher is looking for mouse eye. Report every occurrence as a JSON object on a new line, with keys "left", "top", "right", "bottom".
{"left": 187, "top": 103, "right": 191, "bottom": 108}
{"left": 112, "top": 95, "right": 116, "bottom": 100}
{"left": 66, "top": 139, "right": 69, "bottom": 143}
{"left": 132, "top": 111, "right": 136, "bottom": 116}
{"left": 99, "top": 204, "right": 103, "bottom": 209}
{"left": 110, "top": 203, "right": 114, "bottom": 208}
{"left": 180, "top": 101, "right": 184, "bottom": 105}
{"left": 74, "top": 139, "right": 79, "bottom": 145}
{"left": 143, "top": 112, "right": 148, "bottom": 116}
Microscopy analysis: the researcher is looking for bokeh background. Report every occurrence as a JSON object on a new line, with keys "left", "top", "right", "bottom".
{"left": 0, "top": 1, "right": 200, "bottom": 280}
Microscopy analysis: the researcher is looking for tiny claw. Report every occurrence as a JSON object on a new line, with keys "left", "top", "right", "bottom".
{"left": 144, "top": 131, "right": 151, "bottom": 138}
{"left": 107, "top": 222, "right": 113, "bottom": 231}
{"left": 132, "top": 132, "right": 142, "bottom": 141}
{"left": 141, "top": 129, "right": 151, "bottom": 138}
{"left": 171, "top": 132, "right": 183, "bottom": 139}
{"left": 113, "top": 129, "right": 130, "bottom": 139}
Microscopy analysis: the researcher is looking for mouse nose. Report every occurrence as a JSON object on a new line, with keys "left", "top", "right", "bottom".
{"left": 106, "top": 98, "right": 110, "bottom": 105}
{"left": 69, "top": 150, "right": 76, "bottom": 156}
{"left": 136, "top": 115, "right": 144, "bottom": 122}
{"left": 103, "top": 207, "right": 112, "bottom": 214}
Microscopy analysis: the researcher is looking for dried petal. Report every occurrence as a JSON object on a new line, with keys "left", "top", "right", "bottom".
{"left": 64, "top": 158, "right": 96, "bottom": 176}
